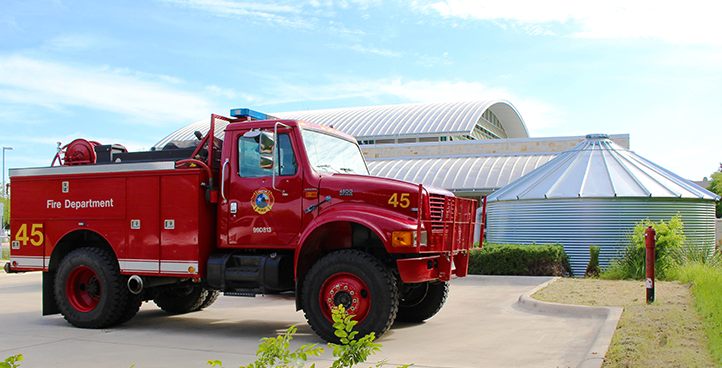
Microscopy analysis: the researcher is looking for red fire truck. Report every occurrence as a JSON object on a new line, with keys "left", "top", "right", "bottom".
{"left": 4, "top": 109, "right": 477, "bottom": 342}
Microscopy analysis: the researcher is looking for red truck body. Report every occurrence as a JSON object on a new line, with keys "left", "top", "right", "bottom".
{"left": 5, "top": 110, "right": 477, "bottom": 342}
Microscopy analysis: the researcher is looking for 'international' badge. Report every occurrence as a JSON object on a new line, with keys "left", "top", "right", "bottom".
{"left": 251, "top": 188, "right": 274, "bottom": 214}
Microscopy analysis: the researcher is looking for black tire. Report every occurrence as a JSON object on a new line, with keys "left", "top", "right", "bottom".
{"left": 396, "top": 281, "right": 449, "bottom": 322}
{"left": 54, "top": 247, "right": 128, "bottom": 328}
{"left": 195, "top": 289, "right": 220, "bottom": 311}
{"left": 302, "top": 250, "right": 398, "bottom": 343}
{"left": 154, "top": 284, "right": 208, "bottom": 314}
{"left": 114, "top": 291, "right": 143, "bottom": 325}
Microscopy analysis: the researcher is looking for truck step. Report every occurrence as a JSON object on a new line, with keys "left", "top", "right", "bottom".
{"left": 223, "top": 291, "right": 258, "bottom": 297}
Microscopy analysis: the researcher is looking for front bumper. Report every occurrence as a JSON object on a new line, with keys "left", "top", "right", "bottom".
{"left": 396, "top": 251, "right": 470, "bottom": 283}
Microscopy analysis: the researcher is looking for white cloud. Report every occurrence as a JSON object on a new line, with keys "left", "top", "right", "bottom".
{"left": 346, "top": 44, "right": 403, "bottom": 57}
{"left": 159, "top": 0, "right": 314, "bottom": 28}
{"left": 44, "top": 34, "right": 98, "bottom": 50}
{"left": 0, "top": 55, "right": 218, "bottom": 125}
{"left": 263, "top": 77, "right": 563, "bottom": 131}
{"left": 417, "top": 0, "right": 722, "bottom": 46}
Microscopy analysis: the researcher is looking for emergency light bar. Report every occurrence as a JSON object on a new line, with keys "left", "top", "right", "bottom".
{"left": 230, "top": 108, "right": 275, "bottom": 121}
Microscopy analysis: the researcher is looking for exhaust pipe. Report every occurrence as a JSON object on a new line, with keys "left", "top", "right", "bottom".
{"left": 128, "top": 275, "right": 182, "bottom": 294}
{"left": 128, "top": 275, "right": 144, "bottom": 295}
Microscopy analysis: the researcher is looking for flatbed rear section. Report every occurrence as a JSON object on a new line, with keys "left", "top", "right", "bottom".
{"left": 8, "top": 161, "right": 216, "bottom": 278}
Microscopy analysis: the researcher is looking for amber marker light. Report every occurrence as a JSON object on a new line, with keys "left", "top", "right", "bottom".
{"left": 188, "top": 266, "right": 196, "bottom": 274}
{"left": 392, "top": 231, "right": 415, "bottom": 247}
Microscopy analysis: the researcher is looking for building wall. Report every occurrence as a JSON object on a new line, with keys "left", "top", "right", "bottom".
{"left": 361, "top": 134, "right": 630, "bottom": 160}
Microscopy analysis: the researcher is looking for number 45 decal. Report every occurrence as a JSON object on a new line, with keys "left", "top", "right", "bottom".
{"left": 15, "top": 223, "right": 44, "bottom": 246}
{"left": 388, "top": 193, "right": 411, "bottom": 208}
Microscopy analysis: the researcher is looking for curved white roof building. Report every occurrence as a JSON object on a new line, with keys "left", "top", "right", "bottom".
{"left": 275, "top": 100, "right": 529, "bottom": 143}
{"left": 154, "top": 100, "right": 528, "bottom": 149}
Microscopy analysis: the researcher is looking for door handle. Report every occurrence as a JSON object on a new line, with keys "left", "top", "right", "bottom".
{"left": 221, "top": 158, "right": 229, "bottom": 203}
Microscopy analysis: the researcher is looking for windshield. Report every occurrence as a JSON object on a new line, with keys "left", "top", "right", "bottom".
{"left": 302, "top": 129, "right": 369, "bottom": 175}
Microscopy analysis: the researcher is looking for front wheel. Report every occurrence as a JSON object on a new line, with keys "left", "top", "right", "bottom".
{"left": 54, "top": 247, "right": 128, "bottom": 328}
{"left": 396, "top": 281, "right": 449, "bottom": 322}
{"left": 302, "top": 250, "right": 398, "bottom": 343}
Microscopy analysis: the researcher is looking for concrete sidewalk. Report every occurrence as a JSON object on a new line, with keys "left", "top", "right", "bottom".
{"left": 0, "top": 272, "right": 620, "bottom": 368}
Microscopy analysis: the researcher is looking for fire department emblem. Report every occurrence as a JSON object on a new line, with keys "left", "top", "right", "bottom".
{"left": 251, "top": 188, "right": 274, "bottom": 214}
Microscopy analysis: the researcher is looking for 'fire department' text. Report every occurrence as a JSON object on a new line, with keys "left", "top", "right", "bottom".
{"left": 47, "top": 199, "right": 115, "bottom": 210}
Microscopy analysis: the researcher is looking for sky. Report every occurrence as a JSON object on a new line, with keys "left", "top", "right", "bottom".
{"left": 1, "top": 0, "right": 720, "bottom": 184}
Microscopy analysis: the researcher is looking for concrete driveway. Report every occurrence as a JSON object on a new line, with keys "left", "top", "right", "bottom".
{"left": 0, "top": 271, "right": 618, "bottom": 368}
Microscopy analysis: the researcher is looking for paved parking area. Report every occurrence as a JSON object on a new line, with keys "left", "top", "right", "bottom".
{"left": 0, "top": 271, "right": 614, "bottom": 368}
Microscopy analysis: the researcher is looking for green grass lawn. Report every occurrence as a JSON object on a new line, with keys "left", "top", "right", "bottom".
{"left": 674, "top": 263, "right": 722, "bottom": 364}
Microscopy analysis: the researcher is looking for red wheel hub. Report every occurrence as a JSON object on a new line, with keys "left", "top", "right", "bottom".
{"left": 66, "top": 266, "right": 101, "bottom": 312}
{"left": 319, "top": 272, "right": 370, "bottom": 322}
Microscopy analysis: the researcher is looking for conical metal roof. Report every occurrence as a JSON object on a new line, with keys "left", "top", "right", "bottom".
{"left": 488, "top": 134, "right": 720, "bottom": 201}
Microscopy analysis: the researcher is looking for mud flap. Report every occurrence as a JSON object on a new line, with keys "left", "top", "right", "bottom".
{"left": 43, "top": 271, "right": 60, "bottom": 316}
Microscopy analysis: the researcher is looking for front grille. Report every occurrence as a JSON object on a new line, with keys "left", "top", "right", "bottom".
{"left": 429, "top": 194, "right": 446, "bottom": 231}
{"left": 424, "top": 193, "right": 476, "bottom": 252}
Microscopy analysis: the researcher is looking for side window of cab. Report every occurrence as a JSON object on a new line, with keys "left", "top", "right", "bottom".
{"left": 238, "top": 133, "right": 297, "bottom": 178}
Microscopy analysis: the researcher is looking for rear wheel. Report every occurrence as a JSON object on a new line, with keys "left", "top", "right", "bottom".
{"left": 195, "top": 289, "right": 220, "bottom": 311}
{"left": 54, "top": 247, "right": 127, "bottom": 328}
{"left": 396, "top": 281, "right": 449, "bottom": 322}
{"left": 302, "top": 250, "right": 398, "bottom": 342}
{"left": 154, "top": 284, "right": 208, "bottom": 314}
{"left": 115, "top": 291, "right": 143, "bottom": 325}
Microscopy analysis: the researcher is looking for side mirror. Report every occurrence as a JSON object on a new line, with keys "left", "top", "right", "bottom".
{"left": 258, "top": 132, "right": 274, "bottom": 154}
{"left": 259, "top": 154, "right": 274, "bottom": 169}
{"left": 242, "top": 130, "right": 275, "bottom": 154}
{"left": 243, "top": 130, "right": 276, "bottom": 170}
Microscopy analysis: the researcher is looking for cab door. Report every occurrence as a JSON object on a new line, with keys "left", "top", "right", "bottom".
{"left": 226, "top": 129, "right": 302, "bottom": 246}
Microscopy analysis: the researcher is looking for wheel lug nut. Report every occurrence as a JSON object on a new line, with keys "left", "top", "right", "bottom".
{"left": 344, "top": 286, "right": 348, "bottom": 290}
{"left": 350, "top": 291, "right": 354, "bottom": 295}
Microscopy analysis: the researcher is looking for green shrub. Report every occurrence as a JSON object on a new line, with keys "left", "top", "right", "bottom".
{"left": 601, "top": 214, "right": 685, "bottom": 280}
{"left": 468, "top": 242, "right": 571, "bottom": 276}
{"left": 585, "top": 245, "right": 601, "bottom": 278}
{"left": 674, "top": 262, "right": 722, "bottom": 365}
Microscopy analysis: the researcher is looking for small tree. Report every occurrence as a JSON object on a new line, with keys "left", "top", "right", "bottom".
{"left": 708, "top": 163, "right": 722, "bottom": 218}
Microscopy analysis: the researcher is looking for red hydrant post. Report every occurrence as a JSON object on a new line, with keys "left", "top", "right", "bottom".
{"left": 645, "top": 226, "right": 656, "bottom": 304}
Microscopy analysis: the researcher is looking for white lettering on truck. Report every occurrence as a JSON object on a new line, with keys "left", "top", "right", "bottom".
{"left": 46, "top": 199, "right": 114, "bottom": 210}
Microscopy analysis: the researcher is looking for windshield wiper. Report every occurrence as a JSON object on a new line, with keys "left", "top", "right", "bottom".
{"left": 316, "top": 164, "right": 342, "bottom": 173}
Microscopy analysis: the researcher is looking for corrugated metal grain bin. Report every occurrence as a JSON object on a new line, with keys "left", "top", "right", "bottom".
{"left": 486, "top": 134, "right": 720, "bottom": 276}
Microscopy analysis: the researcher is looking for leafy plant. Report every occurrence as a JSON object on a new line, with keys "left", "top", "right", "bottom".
{"left": 1, "top": 354, "right": 23, "bottom": 368}
{"left": 209, "top": 326, "right": 324, "bottom": 368}
{"left": 328, "top": 305, "right": 411, "bottom": 368}
{"left": 602, "top": 214, "right": 686, "bottom": 280}
{"left": 209, "top": 306, "right": 411, "bottom": 368}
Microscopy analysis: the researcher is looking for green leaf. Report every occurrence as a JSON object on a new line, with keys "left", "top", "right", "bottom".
{"left": 334, "top": 329, "right": 348, "bottom": 338}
